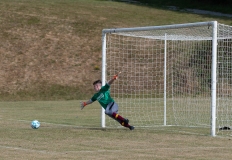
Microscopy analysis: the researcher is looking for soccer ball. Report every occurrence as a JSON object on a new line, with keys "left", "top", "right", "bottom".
{"left": 31, "top": 120, "right": 40, "bottom": 129}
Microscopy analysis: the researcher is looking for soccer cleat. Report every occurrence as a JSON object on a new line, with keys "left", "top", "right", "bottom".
{"left": 123, "top": 118, "right": 129, "bottom": 124}
{"left": 129, "top": 126, "right": 134, "bottom": 130}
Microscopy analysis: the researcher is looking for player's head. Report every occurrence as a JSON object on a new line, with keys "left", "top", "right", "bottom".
{"left": 93, "top": 80, "right": 102, "bottom": 92}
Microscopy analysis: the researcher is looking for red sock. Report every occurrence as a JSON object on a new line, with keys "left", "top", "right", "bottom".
{"left": 112, "top": 112, "right": 125, "bottom": 121}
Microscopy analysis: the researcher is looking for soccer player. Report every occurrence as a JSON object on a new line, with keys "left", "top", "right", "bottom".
{"left": 81, "top": 72, "right": 134, "bottom": 130}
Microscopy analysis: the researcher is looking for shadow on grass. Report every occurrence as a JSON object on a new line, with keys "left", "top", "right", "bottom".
{"left": 110, "top": 0, "right": 232, "bottom": 14}
{"left": 98, "top": 0, "right": 232, "bottom": 20}
{"left": 73, "top": 126, "right": 130, "bottom": 131}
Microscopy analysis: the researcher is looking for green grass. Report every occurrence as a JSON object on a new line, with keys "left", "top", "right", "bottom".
{"left": 0, "top": 100, "right": 232, "bottom": 159}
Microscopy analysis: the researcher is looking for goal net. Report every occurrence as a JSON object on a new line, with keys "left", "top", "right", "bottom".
{"left": 101, "top": 21, "right": 232, "bottom": 136}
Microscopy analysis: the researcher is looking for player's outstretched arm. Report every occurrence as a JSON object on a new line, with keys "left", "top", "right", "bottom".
{"left": 108, "top": 71, "right": 121, "bottom": 85}
{"left": 80, "top": 100, "right": 92, "bottom": 110}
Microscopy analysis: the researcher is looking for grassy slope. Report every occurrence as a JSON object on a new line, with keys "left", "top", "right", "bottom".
{"left": 0, "top": 0, "right": 231, "bottom": 100}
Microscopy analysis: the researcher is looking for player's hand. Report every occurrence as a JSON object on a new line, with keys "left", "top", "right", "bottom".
{"left": 80, "top": 102, "right": 87, "bottom": 110}
{"left": 113, "top": 71, "right": 121, "bottom": 80}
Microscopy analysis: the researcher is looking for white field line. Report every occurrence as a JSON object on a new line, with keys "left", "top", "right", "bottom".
{"left": 1, "top": 118, "right": 207, "bottom": 134}
{"left": 1, "top": 144, "right": 232, "bottom": 155}
{"left": 1, "top": 118, "right": 92, "bottom": 128}
{"left": 0, "top": 145, "right": 53, "bottom": 154}
{"left": 1, "top": 118, "right": 127, "bottom": 129}
{"left": 0, "top": 145, "right": 122, "bottom": 154}
{"left": 1, "top": 117, "right": 232, "bottom": 154}
{"left": 1, "top": 118, "right": 232, "bottom": 138}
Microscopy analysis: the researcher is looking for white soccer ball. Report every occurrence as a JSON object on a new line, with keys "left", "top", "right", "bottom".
{"left": 31, "top": 120, "right": 40, "bottom": 129}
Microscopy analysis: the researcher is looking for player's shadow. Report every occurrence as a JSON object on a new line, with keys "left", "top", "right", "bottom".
{"left": 73, "top": 126, "right": 129, "bottom": 131}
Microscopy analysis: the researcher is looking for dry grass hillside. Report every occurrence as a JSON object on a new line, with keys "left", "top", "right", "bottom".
{"left": 0, "top": 0, "right": 231, "bottom": 100}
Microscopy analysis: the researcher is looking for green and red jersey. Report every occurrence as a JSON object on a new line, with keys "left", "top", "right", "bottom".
{"left": 91, "top": 83, "right": 114, "bottom": 109}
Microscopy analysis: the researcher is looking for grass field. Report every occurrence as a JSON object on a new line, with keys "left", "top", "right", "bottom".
{"left": 1, "top": 0, "right": 232, "bottom": 159}
{"left": 1, "top": 100, "right": 232, "bottom": 160}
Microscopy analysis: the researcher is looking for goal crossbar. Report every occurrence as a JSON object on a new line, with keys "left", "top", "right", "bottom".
{"left": 102, "top": 21, "right": 215, "bottom": 34}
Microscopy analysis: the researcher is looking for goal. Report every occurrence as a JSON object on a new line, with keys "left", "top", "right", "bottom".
{"left": 101, "top": 21, "right": 232, "bottom": 137}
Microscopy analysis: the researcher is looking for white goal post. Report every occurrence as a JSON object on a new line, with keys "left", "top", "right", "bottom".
{"left": 101, "top": 21, "right": 232, "bottom": 137}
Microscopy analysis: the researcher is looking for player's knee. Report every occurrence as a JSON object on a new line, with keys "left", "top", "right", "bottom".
{"left": 105, "top": 110, "right": 113, "bottom": 115}
{"left": 104, "top": 110, "right": 109, "bottom": 115}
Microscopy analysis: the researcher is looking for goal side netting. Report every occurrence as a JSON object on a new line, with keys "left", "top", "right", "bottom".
{"left": 101, "top": 21, "right": 232, "bottom": 136}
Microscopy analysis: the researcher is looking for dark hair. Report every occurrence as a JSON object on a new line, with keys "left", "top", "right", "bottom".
{"left": 93, "top": 80, "right": 102, "bottom": 85}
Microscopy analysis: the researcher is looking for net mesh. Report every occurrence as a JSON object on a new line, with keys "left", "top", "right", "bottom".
{"left": 104, "top": 23, "right": 232, "bottom": 136}
{"left": 217, "top": 23, "right": 232, "bottom": 136}
{"left": 106, "top": 34, "right": 165, "bottom": 127}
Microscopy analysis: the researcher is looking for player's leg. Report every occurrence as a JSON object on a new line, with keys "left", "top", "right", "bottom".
{"left": 105, "top": 102, "right": 134, "bottom": 130}
{"left": 107, "top": 114, "right": 133, "bottom": 129}
{"left": 105, "top": 102, "right": 126, "bottom": 122}
{"left": 107, "top": 114, "right": 121, "bottom": 124}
